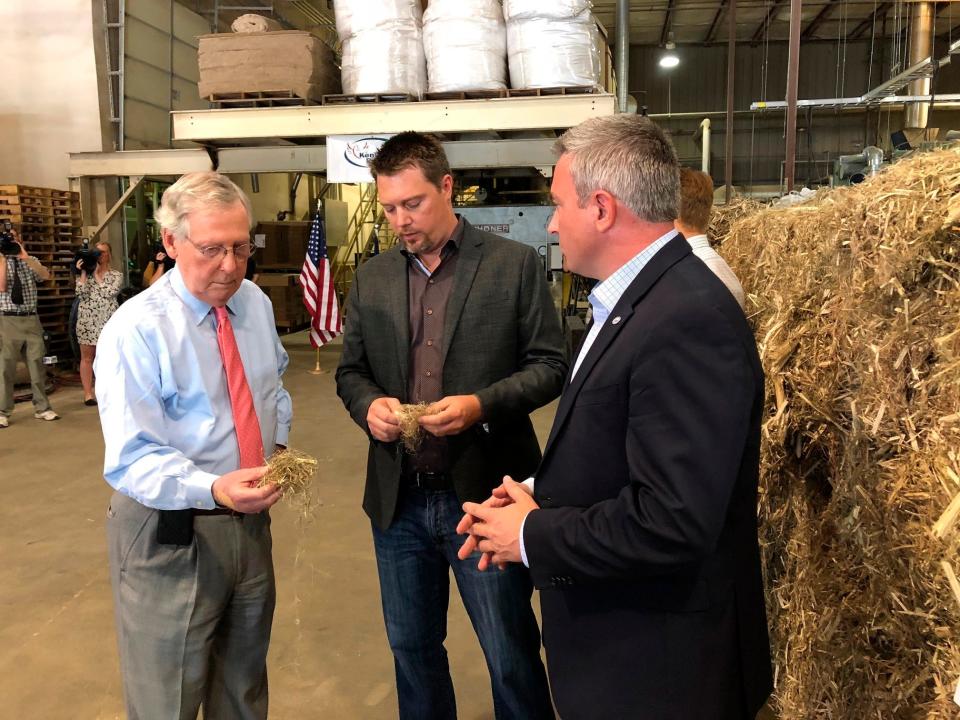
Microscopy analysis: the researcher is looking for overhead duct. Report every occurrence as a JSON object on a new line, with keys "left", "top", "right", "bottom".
{"left": 905, "top": 1, "right": 934, "bottom": 129}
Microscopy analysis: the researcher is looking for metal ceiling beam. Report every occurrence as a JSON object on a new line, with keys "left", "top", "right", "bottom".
{"left": 704, "top": 0, "right": 729, "bottom": 44}
{"left": 172, "top": 95, "right": 617, "bottom": 144}
{"left": 660, "top": 0, "right": 677, "bottom": 46}
{"left": 751, "top": 92, "right": 960, "bottom": 110}
{"left": 847, "top": 1, "right": 892, "bottom": 40}
{"left": 801, "top": 0, "right": 843, "bottom": 39}
{"left": 68, "top": 139, "right": 565, "bottom": 178}
{"left": 752, "top": 0, "right": 788, "bottom": 43}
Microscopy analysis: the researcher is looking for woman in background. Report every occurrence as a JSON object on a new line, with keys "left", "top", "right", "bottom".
{"left": 75, "top": 242, "right": 122, "bottom": 405}
{"left": 143, "top": 248, "right": 175, "bottom": 286}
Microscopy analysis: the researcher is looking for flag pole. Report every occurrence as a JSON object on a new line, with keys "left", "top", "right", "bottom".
{"left": 303, "top": 195, "right": 340, "bottom": 377}
{"left": 308, "top": 346, "right": 326, "bottom": 375}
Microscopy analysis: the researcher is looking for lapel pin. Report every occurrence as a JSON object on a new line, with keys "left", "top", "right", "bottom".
{"left": 611, "top": 316, "right": 622, "bottom": 325}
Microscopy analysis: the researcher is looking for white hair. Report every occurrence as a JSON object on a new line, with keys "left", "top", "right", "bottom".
{"left": 155, "top": 172, "right": 254, "bottom": 241}
{"left": 554, "top": 114, "right": 680, "bottom": 223}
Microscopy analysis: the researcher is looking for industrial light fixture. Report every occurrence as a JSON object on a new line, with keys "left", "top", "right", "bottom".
{"left": 659, "top": 34, "right": 679, "bottom": 69}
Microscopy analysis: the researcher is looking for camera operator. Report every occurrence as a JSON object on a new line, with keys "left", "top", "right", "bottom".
{"left": 143, "top": 247, "right": 175, "bottom": 287}
{"left": 75, "top": 241, "right": 122, "bottom": 406}
{"left": 0, "top": 228, "right": 59, "bottom": 428}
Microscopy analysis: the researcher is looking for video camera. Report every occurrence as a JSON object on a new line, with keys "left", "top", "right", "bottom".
{"left": 0, "top": 220, "right": 21, "bottom": 256}
{"left": 75, "top": 240, "right": 102, "bottom": 274}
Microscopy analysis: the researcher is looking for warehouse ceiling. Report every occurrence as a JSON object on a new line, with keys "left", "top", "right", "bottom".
{"left": 590, "top": 0, "right": 960, "bottom": 45}
{"left": 175, "top": 0, "right": 960, "bottom": 47}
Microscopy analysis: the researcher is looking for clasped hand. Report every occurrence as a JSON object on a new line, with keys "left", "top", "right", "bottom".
{"left": 457, "top": 476, "right": 538, "bottom": 570}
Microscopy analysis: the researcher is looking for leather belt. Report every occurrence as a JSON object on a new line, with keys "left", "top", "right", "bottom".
{"left": 404, "top": 471, "right": 453, "bottom": 491}
{"left": 0, "top": 310, "right": 35, "bottom": 316}
{"left": 193, "top": 507, "right": 244, "bottom": 518}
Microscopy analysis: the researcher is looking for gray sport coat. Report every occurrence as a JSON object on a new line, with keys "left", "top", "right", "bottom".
{"left": 336, "top": 219, "right": 567, "bottom": 530}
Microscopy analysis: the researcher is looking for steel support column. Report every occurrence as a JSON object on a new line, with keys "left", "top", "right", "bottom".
{"left": 616, "top": 0, "right": 630, "bottom": 113}
{"left": 784, "top": 0, "right": 802, "bottom": 192}
{"left": 724, "top": 0, "right": 737, "bottom": 202}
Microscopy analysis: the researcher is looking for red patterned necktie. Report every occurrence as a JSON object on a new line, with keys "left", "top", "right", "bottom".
{"left": 214, "top": 306, "right": 264, "bottom": 468}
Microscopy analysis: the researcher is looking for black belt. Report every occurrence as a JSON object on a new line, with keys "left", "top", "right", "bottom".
{"left": 0, "top": 310, "right": 35, "bottom": 316}
{"left": 194, "top": 507, "right": 244, "bottom": 517}
{"left": 404, "top": 471, "right": 453, "bottom": 491}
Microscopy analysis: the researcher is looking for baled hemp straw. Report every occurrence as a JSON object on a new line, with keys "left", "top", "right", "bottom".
{"left": 259, "top": 448, "right": 318, "bottom": 500}
{"left": 394, "top": 402, "right": 430, "bottom": 453}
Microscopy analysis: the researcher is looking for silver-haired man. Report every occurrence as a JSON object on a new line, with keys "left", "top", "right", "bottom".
{"left": 95, "top": 172, "right": 292, "bottom": 719}
{"left": 459, "top": 115, "right": 772, "bottom": 719}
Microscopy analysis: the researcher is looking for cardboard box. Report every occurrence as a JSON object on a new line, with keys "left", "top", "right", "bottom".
{"left": 198, "top": 31, "right": 340, "bottom": 101}
{"left": 255, "top": 222, "right": 312, "bottom": 268}
{"left": 256, "top": 272, "right": 299, "bottom": 288}
{"left": 257, "top": 274, "right": 309, "bottom": 328}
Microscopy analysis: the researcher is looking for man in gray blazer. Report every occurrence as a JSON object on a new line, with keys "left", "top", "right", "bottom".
{"left": 336, "top": 131, "right": 565, "bottom": 720}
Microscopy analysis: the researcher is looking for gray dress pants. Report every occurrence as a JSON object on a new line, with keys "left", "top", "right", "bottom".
{"left": 106, "top": 491, "right": 275, "bottom": 720}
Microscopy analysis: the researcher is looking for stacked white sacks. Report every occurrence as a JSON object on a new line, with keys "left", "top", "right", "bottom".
{"left": 422, "top": 0, "right": 507, "bottom": 93}
{"left": 333, "top": 0, "right": 427, "bottom": 96}
{"left": 503, "top": 0, "right": 601, "bottom": 89}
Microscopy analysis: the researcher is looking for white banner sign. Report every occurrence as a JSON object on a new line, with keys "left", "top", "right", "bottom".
{"left": 326, "top": 135, "right": 393, "bottom": 183}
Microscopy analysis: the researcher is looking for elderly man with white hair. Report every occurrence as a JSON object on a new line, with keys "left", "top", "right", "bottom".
{"left": 95, "top": 172, "right": 292, "bottom": 720}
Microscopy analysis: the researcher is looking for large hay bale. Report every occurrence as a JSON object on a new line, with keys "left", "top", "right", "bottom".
{"left": 709, "top": 197, "right": 764, "bottom": 247}
{"left": 718, "top": 147, "right": 960, "bottom": 718}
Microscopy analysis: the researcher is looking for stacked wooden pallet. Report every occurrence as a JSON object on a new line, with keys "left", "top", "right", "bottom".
{"left": 0, "top": 184, "right": 82, "bottom": 360}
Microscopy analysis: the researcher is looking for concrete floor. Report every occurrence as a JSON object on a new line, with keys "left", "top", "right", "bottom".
{"left": 0, "top": 331, "right": 558, "bottom": 720}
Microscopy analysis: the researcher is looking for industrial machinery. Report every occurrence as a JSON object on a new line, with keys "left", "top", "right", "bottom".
{"left": 833, "top": 145, "right": 884, "bottom": 185}
{"left": 455, "top": 204, "right": 560, "bottom": 273}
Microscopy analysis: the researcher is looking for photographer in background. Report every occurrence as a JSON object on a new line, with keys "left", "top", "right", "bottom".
{"left": 0, "top": 226, "right": 59, "bottom": 428}
{"left": 143, "top": 246, "right": 175, "bottom": 286}
{"left": 75, "top": 241, "right": 122, "bottom": 406}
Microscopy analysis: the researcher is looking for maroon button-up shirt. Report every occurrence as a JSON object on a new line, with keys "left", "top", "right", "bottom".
{"left": 402, "top": 217, "right": 465, "bottom": 473}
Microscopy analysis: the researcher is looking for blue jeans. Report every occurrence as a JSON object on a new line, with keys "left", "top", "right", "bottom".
{"left": 372, "top": 486, "right": 554, "bottom": 720}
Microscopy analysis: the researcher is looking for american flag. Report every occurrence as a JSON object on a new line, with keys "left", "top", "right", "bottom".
{"left": 300, "top": 210, "right": 342, "bottom": 347}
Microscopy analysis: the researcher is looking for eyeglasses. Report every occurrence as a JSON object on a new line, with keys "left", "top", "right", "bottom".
{"left": 183, "top": 237, "right": 255, "bottom": 261}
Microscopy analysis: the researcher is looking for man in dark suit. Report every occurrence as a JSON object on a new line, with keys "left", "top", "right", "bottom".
{"left": 335, "top": 131, "right": 564, "bottom": 720}
{"left": 459, "top": 115, "right": 773, "bottom": 719}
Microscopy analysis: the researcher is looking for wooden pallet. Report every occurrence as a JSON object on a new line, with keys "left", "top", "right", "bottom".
{"left": 0, "top": 211, "right": 55, "bottom": 225}
{"left": 207, "top": 90, "right": 319, "bottom": 108}
{"left": 424, "top": 85, "right": 599, "bottom": 101}
{"left": 37, "top": 296, "right": 75, "bottom": 305}
{"left": 424, "top": 88, "right": 508, "bottom": 101}
{"left": 0, "top": 185, "right": 75, "bottom": 199}
{"left": 322, "top": 92, "right": 417, "bottom": 106}
{"left": 39, "top": 290, "right": 76, "bottom": 300}
{"left": 506, "top": 85, "right": 599, "bottom": 97}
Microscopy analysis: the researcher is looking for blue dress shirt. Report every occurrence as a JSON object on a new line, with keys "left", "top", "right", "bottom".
{"left": 519, "top": 229, "right": 678, "bottom": 566}
{"left": 94, "top": 266, "right": 293, "bottom": 510}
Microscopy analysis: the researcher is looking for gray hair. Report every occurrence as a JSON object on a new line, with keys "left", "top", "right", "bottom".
{"left": 155, "top": 172, "right": 254, "bottom": 241}
{"left": 554, "top": 115, "right": 679, "bottom": 223}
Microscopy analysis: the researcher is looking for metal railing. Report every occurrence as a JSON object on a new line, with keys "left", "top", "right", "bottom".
{"left": 331, "top": 185, "right": 396, "bottom": 306}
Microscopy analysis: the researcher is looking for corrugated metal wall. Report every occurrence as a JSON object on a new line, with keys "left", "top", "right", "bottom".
{"left": 629, "top": 40, "right": 960, "bottom": 188}
{"left": 124, "top": 0, "right": 210, "bottom": 150}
